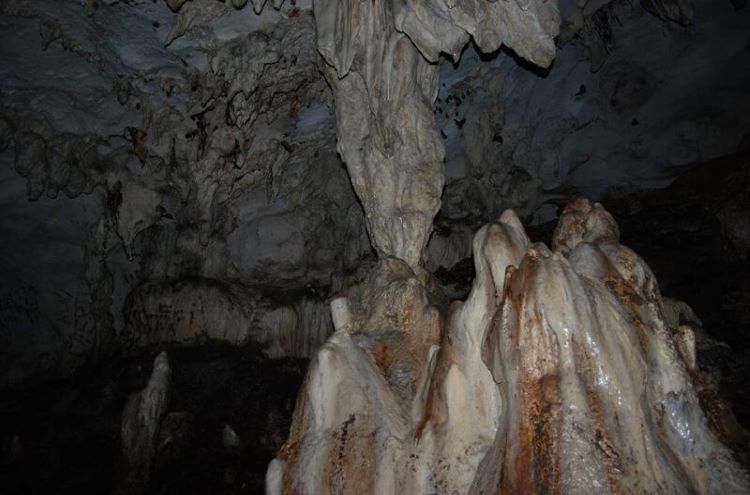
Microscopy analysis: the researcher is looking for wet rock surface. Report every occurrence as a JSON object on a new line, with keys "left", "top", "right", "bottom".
{"left": 603, "top": 150, "right": 750, "bottom": 434}
{"left": 269, "top": 200, "right": 750, "bottom": 494}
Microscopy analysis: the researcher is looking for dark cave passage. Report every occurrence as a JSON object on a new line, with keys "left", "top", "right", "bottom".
{"left": 0, "top": 344, "right": 307, "bottom": 494}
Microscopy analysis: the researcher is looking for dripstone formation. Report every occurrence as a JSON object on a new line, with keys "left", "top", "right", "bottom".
{"left": 268, "top": 199, "right": 749, "bottom": 494}
{"left": 265, "top": 0, "right": 750, "bottom": 493}
{"left": 1, "top": 0, "right": 749, "bottom": 493}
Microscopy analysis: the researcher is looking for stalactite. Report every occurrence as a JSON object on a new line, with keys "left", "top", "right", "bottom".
{"left": 314, "top": 0, "right": 559, "bottom": 269}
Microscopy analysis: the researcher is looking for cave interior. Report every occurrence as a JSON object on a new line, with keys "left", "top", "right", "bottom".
{"left": 1, "top": 0, "right": 750, "bottom": 493}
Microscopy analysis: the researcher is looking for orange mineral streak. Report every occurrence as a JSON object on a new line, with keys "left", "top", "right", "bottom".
{"left": 509, "top": 374, "right": 562, "bottom": 494}
{"left": 268, "top": 201, "right": 750, "bottom": 495}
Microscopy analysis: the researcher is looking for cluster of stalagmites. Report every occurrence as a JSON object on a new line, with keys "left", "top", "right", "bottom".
{"left": 267, "top": 198, "right": 749, "bottom": 494}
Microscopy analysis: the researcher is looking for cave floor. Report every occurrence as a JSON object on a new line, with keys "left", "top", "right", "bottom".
{"left": 0, "top": 343, "right": 307, "bottom": 494}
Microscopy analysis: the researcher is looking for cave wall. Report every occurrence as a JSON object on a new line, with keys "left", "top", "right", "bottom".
{"left": 0, "top": 0, "right": 372, "bottom": 387}
{"left": 427, "top": 0, "right": 750, "bottom": 270}
{"left": 1, "top": 0, "right": 748, "bottom": 389}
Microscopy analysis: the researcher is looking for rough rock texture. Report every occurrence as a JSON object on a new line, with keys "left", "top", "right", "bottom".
{"left": 429, "top": 0, "right": 750, "bottom": 266}
{"left": 642, "top": 0, "right": 694, "bottom": 25}
{"left": 603, "top": 150, "right": 750, "bottom": 443}
{"left": 551, "top": 197, "right": 620, "bottom": 255}
{"left": 315, "top": 0, "right": 559, "bottom": 268}
{"left": 0, "top": 0, "right": 748, "bottom": 493}
{"left": 268, "top": 201, "right": 749, "bottom": 494}
{"left": 0, "top": 0, "right": 370, "bottom": 387}
{"left": 122, "top": 279, "right": 333, "bottom": 358}
{"left": 1, "top": 0, "right": 747, "bottom": 390}
{"left": 663, "top": 150, "right": 750, "bottom": 260}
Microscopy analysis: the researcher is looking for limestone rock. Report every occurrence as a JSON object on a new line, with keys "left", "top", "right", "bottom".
{"left": 314, "top": 0, "right": 559, "bottom": 269}
{"left": 222, "top": 424, "right": 242, "bottom": 450}
{"left": 268, "top": 202, "right": 749, "bottom": 494}
{"left": 123, "top": 280, "right": 255, "bottom": 349}
{"left": 118, "top": 352, "right": 172, "bottom": 495}
{"left": 551, "top": 197, "right": 620, "bottom": 255}
{"left": 0, "top": 2, "right": 374, "bottom": 386}
{"left": 426, "top": 223, "right": 474, "bottom": 272}
{"left": 123, "top": 279, "right": 334, "bottom": 358}
{"left": 165, "top": 0, "right": 190, "bottom": 13}
{"left": 642, "top": 0, "right": 694, "bottom": 25}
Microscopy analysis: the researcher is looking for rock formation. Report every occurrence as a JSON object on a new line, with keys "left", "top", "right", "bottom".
{"left": 0, "top": 0, "right": 371, "bottom": 387}
{"left": 1, "top": 0, "right": 748, "bottom": 390}
{"left": 265, "top": 2, "right": 748, "bottom": 489}
{"left": 1, "top": 0, "right": 749, "bottom": 492}
{"left": 118, "top": 352, "right": 172, "bottom": 495}
{"left": 268, "top": 200, "right": 750, "bottom": 493}
{"left": 315, "top": 0, "right": 559, "bottom": 268}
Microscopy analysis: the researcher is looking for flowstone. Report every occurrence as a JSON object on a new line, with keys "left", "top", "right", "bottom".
{"left": 267, "top": 200, "right": 749, "bottom": 494}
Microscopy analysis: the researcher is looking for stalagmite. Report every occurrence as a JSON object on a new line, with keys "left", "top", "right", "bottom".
{"left": 118, "top": 352, "right": 172, "bottom": 495}
{"left": 0, "top": 0, "right": 747, "bottom": 491}
{"left": 267, "top": 0, "right": 750, "bottom": 491}
{"left": 268, "top": 200, "right": 750, "bottom": 493}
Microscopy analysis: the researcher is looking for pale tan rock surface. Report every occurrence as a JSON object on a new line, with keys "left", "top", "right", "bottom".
{"left": 314, "top": 0, "right": 559, "bottom": 269}
{"left": 268, "top": 201, "right": 749, "bottom": 494}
